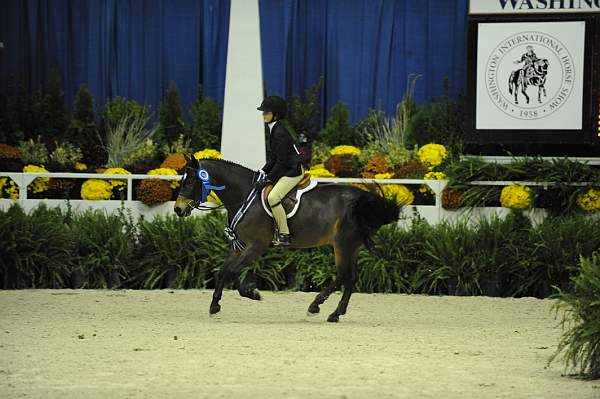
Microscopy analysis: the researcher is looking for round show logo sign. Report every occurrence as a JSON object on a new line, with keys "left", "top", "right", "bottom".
{"left": 484, "top": 31, "right": 575, "bottom": 120}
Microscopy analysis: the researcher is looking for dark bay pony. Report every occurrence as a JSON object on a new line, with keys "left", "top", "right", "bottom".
{"left": 174, "top": 157, "right": 399, "bottom": 322}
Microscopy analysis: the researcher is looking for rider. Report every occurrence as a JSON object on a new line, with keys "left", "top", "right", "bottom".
{"left": 255, "top": 96, "right": 303, "bottom": 246}
{"left": 514, "top": 45, "right": 539, "bottom": 70}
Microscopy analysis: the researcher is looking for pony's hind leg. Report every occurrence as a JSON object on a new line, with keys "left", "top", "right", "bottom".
{"left": 326, "top": 239, "right": 361, "bottom": 323}
{"left": 327, "top": 257, "right": 358, "bottom": 322}
{"left": 307, "top": 276, "right": 342, "bottom": 315}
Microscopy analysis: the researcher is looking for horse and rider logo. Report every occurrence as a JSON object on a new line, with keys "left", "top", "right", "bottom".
{"left": 508, "top": 45, "right": 549, "bottom": 105}
{"left": 484, "top": 31, "right": 575, "bottom": 121}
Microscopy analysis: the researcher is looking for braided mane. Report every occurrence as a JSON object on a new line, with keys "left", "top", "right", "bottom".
{"left": 203, "top": 158, "right": 255, "bottom": 173}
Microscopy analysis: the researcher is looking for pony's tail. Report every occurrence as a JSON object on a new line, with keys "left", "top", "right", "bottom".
{"left": 508, "top": 71, "right": 514, "bottom": 94}
{"left": 347, "top": 190, "right": 400, "bottom": 250}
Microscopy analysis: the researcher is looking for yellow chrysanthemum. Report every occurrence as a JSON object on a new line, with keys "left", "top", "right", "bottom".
{"left": 74, "top": 162, "right": 87, "bottom": 171}
{"left": 424, "top": 171, "right": 447, "bottom": 180}
{"left": 102, "top": 167, "right": 131, "bottom": 189}
{"left": 421, "top": 171, "right": 447, "bottom": 194}
{"left": 500, "top": 184, "right": 531, "bottom": 209}
{"left": 81, "top": 179, "right": 113, "bottom": 200}
{"left": 417, "top": 144, "right": 448, "bottom": 170}
{"left": 382, "top": 184, "right": 414, "bottom": 205}
{"left": 194, "top": 149, "right": 222, "bottom": 160}
{"left": 307, "top": 164, "right": 335, "bottom": 178}
{"left": 577, "top": 188, "right": 600, "bottom": 213}
{"left": 0, "top": 177, "right": 19, "bottom": 200}
{"left": 148, "top": 168, "right": 180, "bottom": 189}
{"left": 374, "top": 173, "right": 394, "bottom": 179}
{"left": 23, "top": 164, "right": 50, "bottom": 193}
{"left": 330, "top": 145, "right": 361, "bottom": 157}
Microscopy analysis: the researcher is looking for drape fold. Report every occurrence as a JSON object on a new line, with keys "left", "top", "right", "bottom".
{"left": 1, "top": 0, "right": 467, "bottom": 125}
{"left": 0, "top": 0, "right": 230, "bottom": 117}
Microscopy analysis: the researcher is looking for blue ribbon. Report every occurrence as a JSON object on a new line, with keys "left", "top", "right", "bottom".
{"left": 197, "top": 168, "right": 225, "bottom": 203}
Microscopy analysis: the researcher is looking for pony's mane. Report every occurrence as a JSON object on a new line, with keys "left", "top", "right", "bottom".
{"left": 200, "top": 158, "right": 255, "bottom": 174}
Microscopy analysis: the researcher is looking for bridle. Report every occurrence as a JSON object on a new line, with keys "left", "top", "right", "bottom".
{"left": 180, "top": 167, "right": 262, "bottom": 212}
{"left": 179, "top": 165, "right": 266, "bottom": 251}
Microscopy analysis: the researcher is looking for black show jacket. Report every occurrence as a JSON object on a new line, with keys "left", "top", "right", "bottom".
{"left": 262, "top": 121, "right": 303, "bottom": 182}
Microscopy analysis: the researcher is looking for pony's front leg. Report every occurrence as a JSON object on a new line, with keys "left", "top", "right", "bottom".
{"left": 233, "top": 274, "right": 261, "bottom": 301}
{"left": 210, "top": 246, "right": 265, "bottom": 315}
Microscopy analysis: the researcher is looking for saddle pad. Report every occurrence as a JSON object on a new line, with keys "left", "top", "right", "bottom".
{"left": 261, "top": 180, "right": 318, "bottom": 219}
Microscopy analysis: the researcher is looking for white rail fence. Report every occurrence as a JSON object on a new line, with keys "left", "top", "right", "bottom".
{"left": 0, "top": 171, "right": 596, "bottom": 225}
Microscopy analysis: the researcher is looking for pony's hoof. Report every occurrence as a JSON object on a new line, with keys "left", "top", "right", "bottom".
{"left": 306, "top": 310, "right": 318, "bottom": 317}
{"left": 209, "top": 304, "right": 221, "bottom": 315}
{"left": 249, "top": 289, "right": 261, "bottom": 301}
{"left": 327, "top": 314, "right": 340, "bottom": 323}
{"left": 307, "top": 305, "right": 320, "bottom": 315}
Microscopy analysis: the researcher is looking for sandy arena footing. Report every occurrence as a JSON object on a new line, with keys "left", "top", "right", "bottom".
{"left": 0, "top": 290, "right": 598, "bottom": 398}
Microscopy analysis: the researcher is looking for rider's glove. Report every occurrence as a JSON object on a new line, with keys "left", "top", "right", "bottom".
{"left": 254, "top": 179, "right": 269, "bottom": 191}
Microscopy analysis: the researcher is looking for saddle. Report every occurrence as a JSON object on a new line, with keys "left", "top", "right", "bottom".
{"left": 261, "top": 173, "right": 317, "bottom": 218}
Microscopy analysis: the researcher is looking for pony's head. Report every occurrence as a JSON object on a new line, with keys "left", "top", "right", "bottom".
{"left": 175, "top": 156, "right": 254, "bottom": 217}
{"left": 174, "top": 154, "right": 202, "bottom": 217}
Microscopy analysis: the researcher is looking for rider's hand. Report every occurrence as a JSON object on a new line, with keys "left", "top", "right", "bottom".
{"left": 254, "top": 179, "right": 269, "bottom": 191}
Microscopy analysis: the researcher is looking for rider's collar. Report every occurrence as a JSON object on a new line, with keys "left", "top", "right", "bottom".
{"left": 267, "top": 120, "right": 277, "bottom": 133}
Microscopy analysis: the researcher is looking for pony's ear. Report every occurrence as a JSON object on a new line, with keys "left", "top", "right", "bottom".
{"left": 183, "top": 153, "right": 192, "bottom": 165}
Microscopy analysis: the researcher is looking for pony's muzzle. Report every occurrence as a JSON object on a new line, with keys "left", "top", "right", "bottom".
{"left": 174, "top": 196, "right": 192, "bottom": 217}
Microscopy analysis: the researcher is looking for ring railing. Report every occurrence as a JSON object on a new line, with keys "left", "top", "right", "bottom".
{"left": 0, "top": 172, "right": 181, "bottom": 201}
{"left": 1, "top": 171, "right": 598, "bottom": 223}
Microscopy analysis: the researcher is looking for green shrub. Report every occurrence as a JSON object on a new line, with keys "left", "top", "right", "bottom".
{"left": 101, "top": 108, "right": 156, "bottom": 168}
{"left": 357, "top": 224, "right": 403, "bottom": 293}
{"left": 0, "top": 204, "right": 74, "bottom": 288}
{"left": 291, "top": 247, "right": 335, "bottom": 291}
{"left": 509, "top": 215, "right": 600, "bottom": 298}
{"left": 285, "top": 77, "right": 324, "bottom": 140}
{"left": 1, "top": 204, "right": 599, "bottom": 297}
{"left": 67, "top": 84, "right": 97, "bottom": 149}
{"left": 354, "top": 107, "right": 386, "bottom": 146}
{"left": 318, "top": 101, "right": 358, "bottom": 147}
{"left": 160, "top": 134, "right": 192, "bottom": 158}
{"left": 309, "top": 142, "right": 332, "bottom": 166}
{"left": 49, "top": 142, "right": 83, "bottom": 169}
{"left": 136, "top": 214, "right": 210, "bottom": 289}
{"left": 72, "top": 208, "right": 137, "bottom": 288}
{"left": 18, "top": 137, "right": 49, "bottom": 165}
{"left": 549, "top": 251, "right": 600, "bottom": 378}
{"left": 422, "top": 221, "right": 482, "bottom": 295}
{"left": 102, "top": 97, "right": 150, "bottom": 133}
{"left": 123, "top": 139, "right": 159, "bottom": 166}
{"left": 358, "top": 75, "right": 420, "bottom": 152}
{"left": 188, "top": 87, "right": 222, "bottom": 151}
{"left": 43, "top": 69, "right": 71, "bottom": 143}
{"left": 156, "top": 81, "right": 185, "bottom": 146}
{"left": 407, "top": 77, "right": 464, "bottom": 155}
{"left": 0, "top": 79, "right": 24, "bottom": 145}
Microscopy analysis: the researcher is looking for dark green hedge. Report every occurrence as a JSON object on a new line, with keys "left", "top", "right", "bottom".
{"left": 1, "top": 204, "right": 599, "bottom": 298}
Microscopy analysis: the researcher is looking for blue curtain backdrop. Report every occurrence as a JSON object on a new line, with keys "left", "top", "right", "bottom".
{"left": 0, "top": 0, "right": 230, "bottom": 119}
{"left": 0, "top": 0, "right": 467, "bottom": 126}
{"left": 259, "top": 0, "right": 469, "bottom": 124}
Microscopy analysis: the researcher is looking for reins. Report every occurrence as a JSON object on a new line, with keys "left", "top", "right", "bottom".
{"left": 188, "top": 170, "right": 262, "bottom": 213}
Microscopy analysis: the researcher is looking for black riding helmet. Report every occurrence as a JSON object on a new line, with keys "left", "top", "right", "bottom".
{"left": 257, "top": 96, "right": 287, "bottom": 119}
